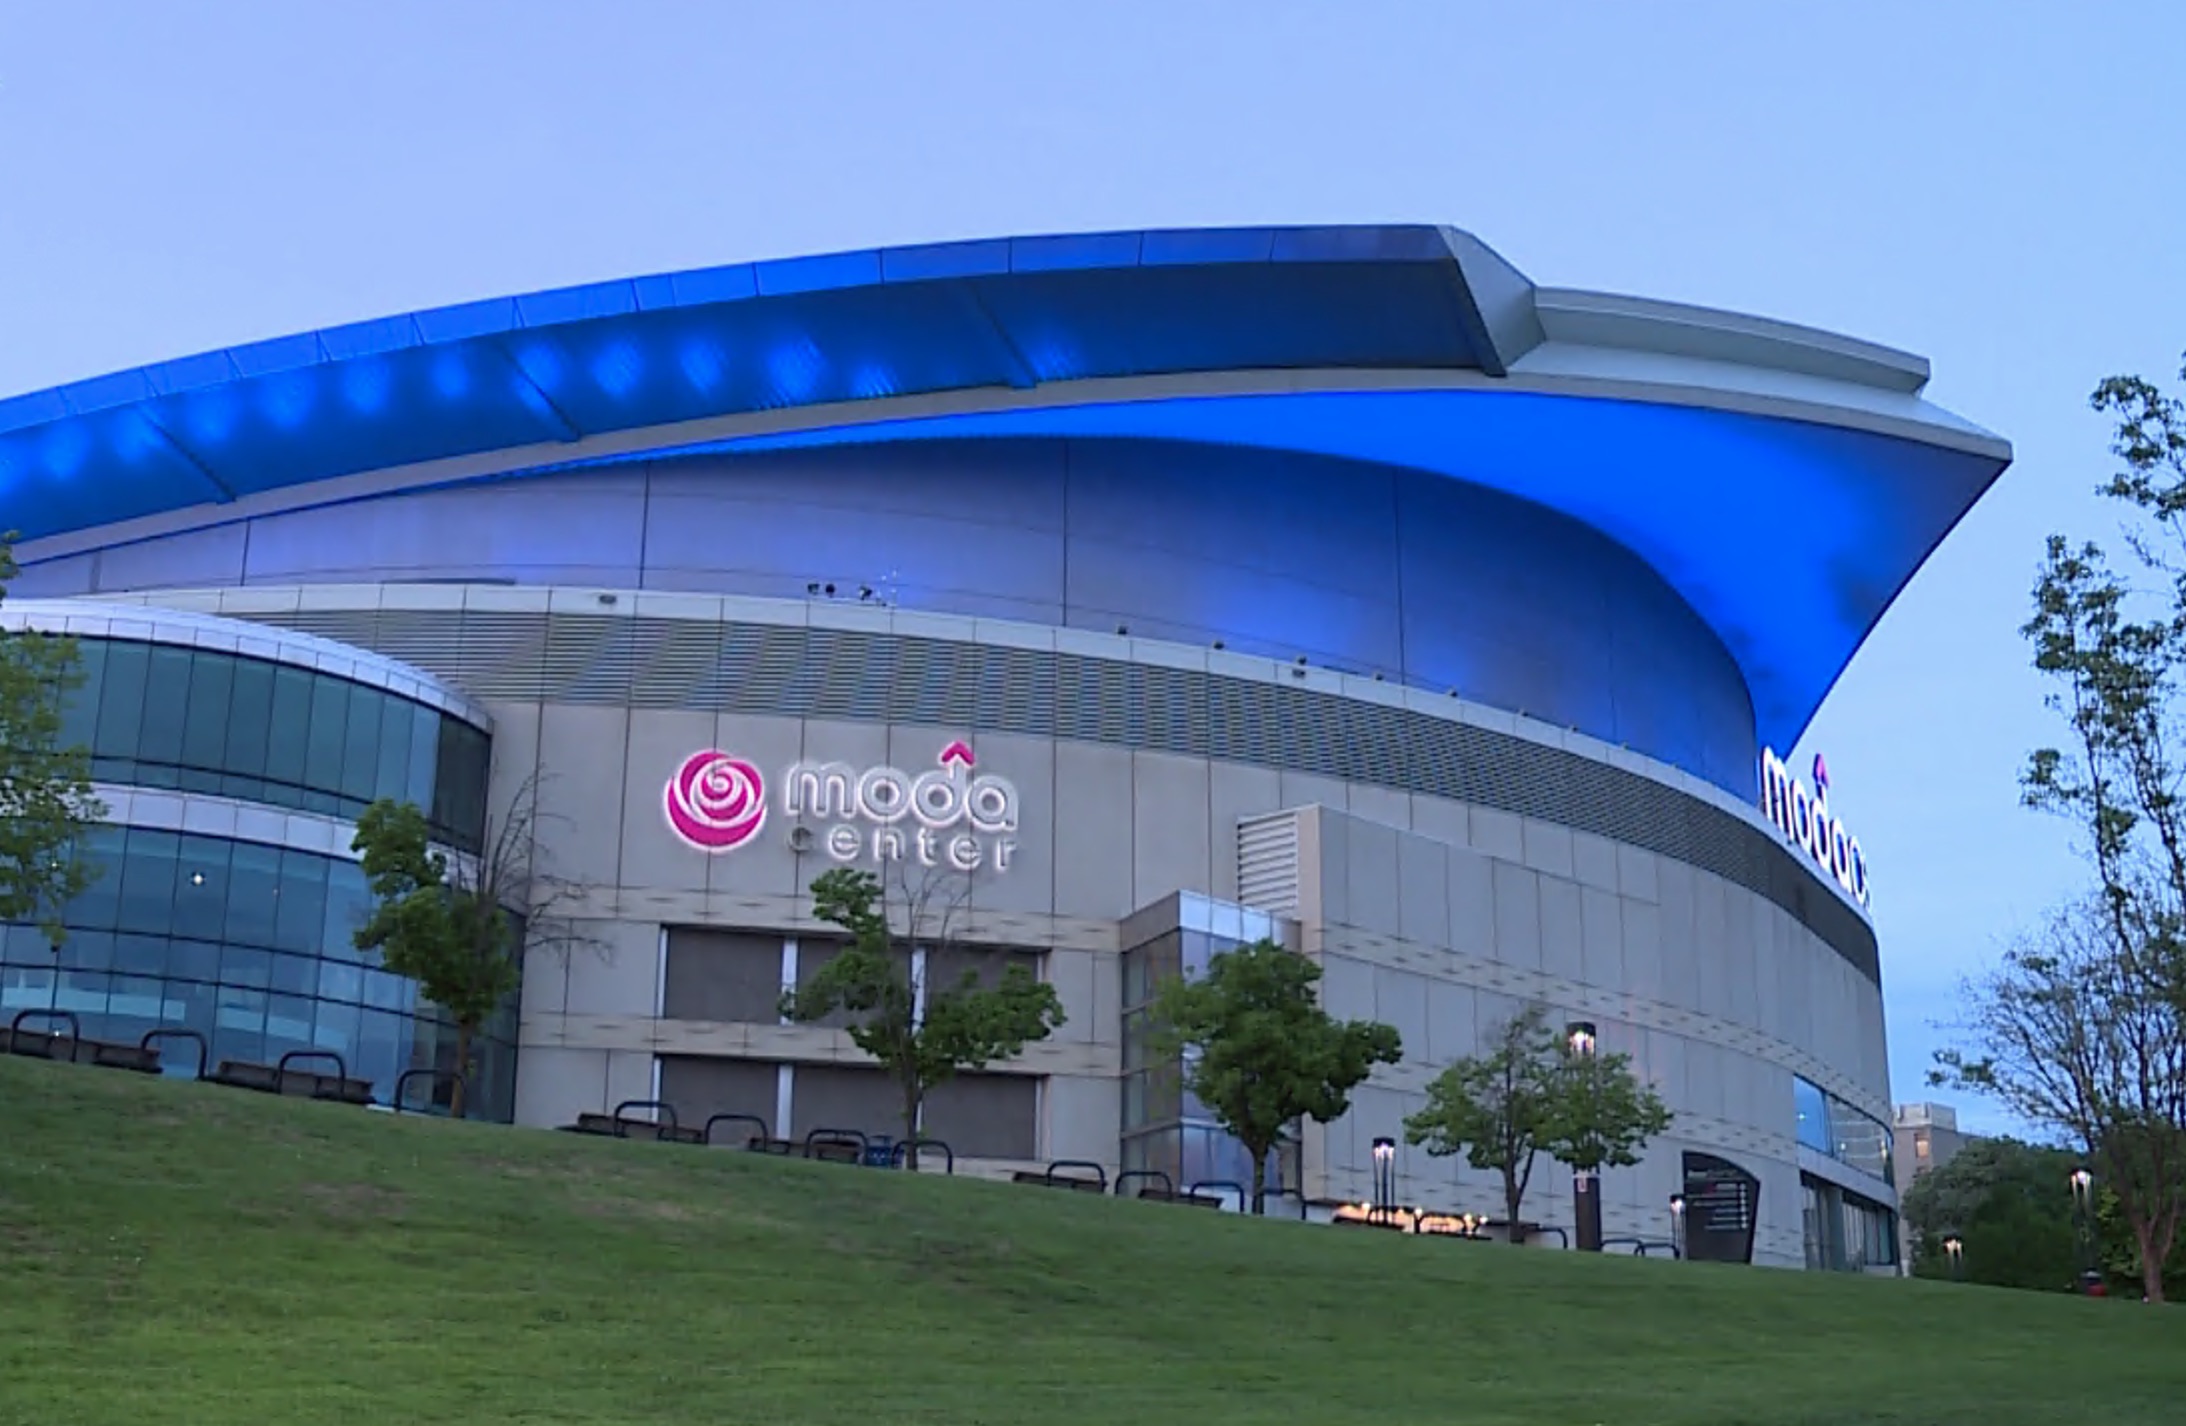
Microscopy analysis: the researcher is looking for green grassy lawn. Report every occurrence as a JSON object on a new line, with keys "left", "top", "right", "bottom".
{"left": 0, "top": 1056, "right": 2179, "bottom": 1426}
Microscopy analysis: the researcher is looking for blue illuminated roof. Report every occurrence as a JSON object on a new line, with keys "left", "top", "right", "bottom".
{"left": 0, "top": 224, "right": 2010, "bottom": 749}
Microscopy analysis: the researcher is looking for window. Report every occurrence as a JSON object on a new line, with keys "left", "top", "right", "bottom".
{"left": 93, "top": 641, "right": 149, "bottom": 765}
{"left": 179, "top": 651, "right": 233, "bottom": 791}
{"left": 662, "top": 929, "right": 788, "bottom": 1024}
{"left": 1793, "top": 1075, "right": 1893, "bottom": 1186}
{"left": 50, "top": 638, "right": 492, "bottom": 851}
{"left": 136, "top": 646, "right": 194, "bottom": 770}
{"left": 1118, "top": 904, "right": 1300, "bottom": 1196}
{"left": 0, "top": 835, "right": 520, "bottom": 1121}
{"left": 264, "top": 665, "right": 314, "bottom": 791}
{"left": 115, "top": 829, "right": 179, "bottom": 935}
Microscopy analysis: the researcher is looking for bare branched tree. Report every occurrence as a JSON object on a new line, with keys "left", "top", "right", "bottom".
{"left": 1935, "top": 897, "right": 2186, "bottom": 1301}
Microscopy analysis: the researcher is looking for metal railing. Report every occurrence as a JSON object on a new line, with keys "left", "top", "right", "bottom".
{"left": 392, "top": 1068, "right": 470, "bottom": 1115}
{"left": 139, "top": 1028, "right": 207, "bottom": 1079}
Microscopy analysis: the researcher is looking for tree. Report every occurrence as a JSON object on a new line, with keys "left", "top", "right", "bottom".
{"left": 352, "top": 774, "right": 580, "bottom": 1118}
{"left": 1538, "top": 1035, "right": 1673, "bottom": 1203}
{"left": 2019, "top": 359, "right": 2186, "bottom": 1002}
{"left": 1933, "top": 899, "right": 2186, "bottom": 1302}
{"left": 1407, "top": 1005, "right": 1560, "bottom": 1234}
{"left": 1900, "top": 1137, "right": 2084, "bottom": 1290}
{"left": 784, "top": 866, "right": 1064, "bottom": 1169}
{"left": 1406, "top": 1004, "right": 1670, "bottom": 1241}
{"left": 0, "top": 535, "right": 104, "bottom": 948}
{"left": 2000, "top": 356, "right": 2186, "bottom": 1301}
{"left": 1147, "top": 940, "right": 1402, "bottom": 1215}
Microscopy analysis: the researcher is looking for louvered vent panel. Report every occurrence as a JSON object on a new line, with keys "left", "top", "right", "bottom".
{"left": 1237, "top": 810, "right": 1303, "bottom": 918}
{"left": 542, "top": 614, "right": 637, "bottom": 704}
{"left": 978, "top": 647, "right": 1054, "bottom": 737}
{"left": 366, "top": 611, "right": 467, "bottom": 681}
{"left": 458, "top": 613, "right": 550, "bottom": 700}
{"left": 630, "top": 619, "right": 722, "bottom": 709}
{"left": 223, "top": 603, "right": 1875, "bottom": 980}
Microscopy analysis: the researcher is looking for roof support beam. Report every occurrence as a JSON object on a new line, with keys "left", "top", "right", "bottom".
{"left": 135, "top": 411, "right": 238, "bottom": 504}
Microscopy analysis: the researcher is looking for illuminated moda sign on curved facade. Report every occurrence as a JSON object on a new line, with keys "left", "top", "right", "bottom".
{"left": 1759, "top": 748, "right": 1868, "bottom": 907}
{"left": 665, "top": 740, "right": 1021, "bottom": 873}
{"left": 664, "top": 750, "right": 770, "bottom": 852}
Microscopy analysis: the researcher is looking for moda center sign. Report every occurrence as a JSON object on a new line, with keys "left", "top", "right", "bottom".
{"left": 665, "top": 739, "right": 1021, "bottom": 873}
{"left": 1757, "top": 748, "right": 1869, "bottom": 908}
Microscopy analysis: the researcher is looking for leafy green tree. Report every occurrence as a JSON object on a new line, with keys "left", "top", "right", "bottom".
{"left": 350, "top": 773, "right": 584, "bottom": 1117}
{"left": 1148, "top": 940, "right": 1401, "bottom": 1215}
{"left": 1900, "top": 1138, "right": 2083, "bottom": 1290}
{"left": 1538, "top": 1033, "right": 1673, "bottom": 1236}
{"left": 784, "top": 866, "right": 1064, "bottom": 1169}
{"left": 0, "top": 535, "right": 104, "bottom": 948}
{"left": 1996, "top": 356, "right": 2186, "bottom": 1302}
{"left": 1407, "top": 1004, "right": 1670, "bottom": 1240}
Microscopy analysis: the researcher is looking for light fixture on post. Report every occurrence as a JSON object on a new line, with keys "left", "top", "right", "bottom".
{"left": 2069, "top": 1168, "right": 2098, "bottom": 1294}
{"left": 1370, "top": 1136, "right": 1397, "bottom": 1227}
{"left": 1565, "top": 1021, "right": 1603, "bottom": 1252}
{"left": 1668, "top": 1193, "right": 1686, "bottom": 1259}
{"left": 1943, "top": 1235, "right": 1965, "bottom": 1282}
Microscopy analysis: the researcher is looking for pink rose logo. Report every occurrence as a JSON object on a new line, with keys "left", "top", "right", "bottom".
{"left": 665, "top": 750, "right": 767, "bottom": 852}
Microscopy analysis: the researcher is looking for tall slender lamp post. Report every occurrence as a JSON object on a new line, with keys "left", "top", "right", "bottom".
{"left": 2069, "top": 1168, "right": 2098, "bottom": 1294}
{"left": 1371, "top": 1136, "right": 1397, "bottom": 1227}
{"left": 1565, "top": 1021, "right": 1602, "bottom": 1251}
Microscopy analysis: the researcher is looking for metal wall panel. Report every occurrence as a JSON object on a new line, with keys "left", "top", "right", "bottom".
{"left": 44, "top": 435, "right": 1757, "bottom": 789}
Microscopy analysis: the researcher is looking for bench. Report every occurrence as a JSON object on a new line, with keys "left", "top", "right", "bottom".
{"left": 0, "top": 1025, "right": 161, "bottom": 1072}
{"left": 86, "top": 1041, "right": 163, "bottom": 1074}
{"left": 1013, "top": 1160, "right": 1109, "bottom": 1193}
{"left": 562, "top": 1110, "right": 703, "bottom": 1144}
{"left": 1012, "top": 1170, "right": 1106, "bottom": 1193}
{"left": 1602, "top": 1236, "right": 1681, "bottom": 1259}
{"left": 205, "top": 1058, "right": 376, "bottom": 1105}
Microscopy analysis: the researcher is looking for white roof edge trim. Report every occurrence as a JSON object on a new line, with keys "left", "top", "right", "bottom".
{"left": 1532, "top": 287, "right": 1932, "bottom": 396}
{"left": 0, "top": 596, "right": 495, "bottom": 733}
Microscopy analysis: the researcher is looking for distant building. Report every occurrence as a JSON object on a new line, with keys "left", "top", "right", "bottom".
{"left": 1893, "top": 1103, "right": 1975, "bottom": 1268}
{"left": 1895, "top": 1102, "right": 1972, "bottom": 1185}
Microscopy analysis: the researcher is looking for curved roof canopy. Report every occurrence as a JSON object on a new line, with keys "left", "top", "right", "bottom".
{"left": 0, "top": 224, "right": 2010, "bottom": 750}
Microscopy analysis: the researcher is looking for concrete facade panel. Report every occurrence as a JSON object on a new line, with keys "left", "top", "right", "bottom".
{"left": 1052, "top": 741, "right": 1135, "bottom": 919}
{"left": 1132, "top": 752, "right": 1213, "bottom": 909}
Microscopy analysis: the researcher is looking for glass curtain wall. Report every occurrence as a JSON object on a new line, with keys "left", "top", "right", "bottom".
{"left": 1120, "top": 895, "right": 1300, "bottom": 1203}
{"left": 59, "top": 637, "right": 490, "bottom": 851}
{"left": 1799, "top": 1172, "right": 1898, "bottom": 1272}
{"left": 1793, "top": 1075, "right": 1894, "bottom": 1186}
{"left": 0, "top": 829, "right": 517, "bottom": 1118}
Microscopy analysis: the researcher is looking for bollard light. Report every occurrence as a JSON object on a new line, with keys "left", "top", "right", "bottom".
{"left": 2069, "top": 1169, "right": 2098, "bottom": 1291}
{"left": 1669, "top": 1193, "right": 1686, "bottom": 1258}
{"left": 1564, "top": 1023, "right": 1601, "bottom": 1249}
{"left": 1370, "top": 1136, "right": 1398, "bottom": 1225}
{"left": 1943, "top": 1235, "right": 1965, "bottom": 1281}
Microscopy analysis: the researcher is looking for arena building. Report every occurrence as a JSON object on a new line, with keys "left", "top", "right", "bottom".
{"left": 0, "top": 224, "right": 2010, "bottom": 1270}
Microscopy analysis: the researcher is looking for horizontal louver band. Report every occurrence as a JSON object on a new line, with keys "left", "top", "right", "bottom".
{"left": 253, "top": 606, "right": 1876, "bottom": 983}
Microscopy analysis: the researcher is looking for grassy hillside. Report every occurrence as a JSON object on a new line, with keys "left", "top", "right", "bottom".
{"left": 0, "top": 1056, "right": 2179, "bottom": 1425}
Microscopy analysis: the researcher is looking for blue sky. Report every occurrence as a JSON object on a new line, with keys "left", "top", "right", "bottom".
{"left": 4, "top": 2, "right": 2183, "bottom": 1134}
